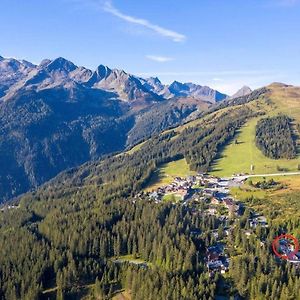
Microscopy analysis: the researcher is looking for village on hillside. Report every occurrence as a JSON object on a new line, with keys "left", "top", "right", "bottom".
{"left": 142, "top": 174, "right": 240, "bottom": 210}
{"left": 137, "top": 173, "right": 274, "bottom": 275}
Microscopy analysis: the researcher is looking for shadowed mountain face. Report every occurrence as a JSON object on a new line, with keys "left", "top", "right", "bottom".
{"left": 0, "top": 56, "right": 228, "bottom": 203}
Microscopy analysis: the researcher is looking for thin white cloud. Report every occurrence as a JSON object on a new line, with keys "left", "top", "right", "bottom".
{"left": 103, "top": 1, "right": 186, "bottom": 42}
{"left": 146, "top": 55, "right": 174, "bottom": 63}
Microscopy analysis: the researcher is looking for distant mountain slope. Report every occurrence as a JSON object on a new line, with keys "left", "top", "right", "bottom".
{"left": 231, "top": 86, "right": 252, "bottom": 98}
{"left": 34, "top": 85, "right": 270, "bottom": 196}
{"left": 88, "top": 65, "right": 162, "bottom": 105}
{"left": 0, "top": 85, "right": 134, "bottom": 201}
{"left": 126, "top": 96, "right": 211, "bottom": 145}
{"left": 0, "top": 56, "right": 35, "bottom": 98}
{"left": 0, "top": 55, "right": 228, "bottom": 203}
{"left": 140, "top": 77, "right": 227, "bottom": 102}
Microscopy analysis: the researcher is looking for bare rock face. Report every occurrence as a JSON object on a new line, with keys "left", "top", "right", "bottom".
{"left": 0, "top": 57, "right": 35, "bottom": 97}
{"left": 89, "top": 66, "right": 162, "bottom": 103}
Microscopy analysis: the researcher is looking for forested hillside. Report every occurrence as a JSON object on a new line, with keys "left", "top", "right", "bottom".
{"left": 256, "top": 115, "right": 297, "bottom": 159}
{"left": 41, "top": 104, "right": 260, "bottom": 199}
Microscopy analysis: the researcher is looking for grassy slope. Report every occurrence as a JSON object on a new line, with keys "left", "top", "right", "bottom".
{"left": 210, "top": 117, "right": 300, "bottom": 177}
{"left": 143, "top": 103, "right": 259, "bottom": 190}
{"left": 144, "top": 158, "right": 196, "bottom": 191}
{"left": 125, "top": 141, "right": 146, "bottom": 155}
{"left": 113, "top": 290, "right": 131, "bottom": 300}
{"left": 231, "top": 174, "right": 300, "bottom": 200}
{"left": 210, "top": 84, "right": 300, "bottom": 177}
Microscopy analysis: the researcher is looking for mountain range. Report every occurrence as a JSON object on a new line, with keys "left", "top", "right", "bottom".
{"left": 0, "top": 56, "right": 229, "bottom": 104}
{"left": 0, "top": 55, "right": 235, "bottom": 203}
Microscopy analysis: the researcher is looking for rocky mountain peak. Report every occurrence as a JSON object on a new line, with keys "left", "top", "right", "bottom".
{"left": 19, "top": 60, "right": 36, "bottom": 68}
{"left": 169, "top": 81, "right": 189, "bottom": 93}
{"left": 0, "top": 55, "right": 229, "bottom": 105}
{"left": 45, "top": 57, "right": 77, "bottom": 73}
{"left": 0, "top": 57, "right": 36, "bottom": 98}
{"left": 39, "top": 59, "right": 52, "bottom": 68}
{"left": 148, "top": 77, "right": 161, "bottom": 84}
{"left": 96, "top": 64, "right": 112, "bottom": 80}
{"left": 231, "top": 86, "right": 252, "bottom": 98}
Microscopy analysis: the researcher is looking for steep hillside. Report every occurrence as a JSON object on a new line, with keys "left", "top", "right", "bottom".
{"left": 126, "top": 96, "right": 211, "bottom": 145}
{"left": 210, "top": 84, "right": 300, "bottom": 177}
{"left": 0, "top": 56, "right": 227, "bottom": 203}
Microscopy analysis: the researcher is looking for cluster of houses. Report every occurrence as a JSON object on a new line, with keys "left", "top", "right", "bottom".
{"left": 206, "top": 243, "right": 230, "bottom": 275}
{"left": 209, "top": 195, "right": 242, "bottom": 217}
{"left": 148, "top": 175, "right": 197, "bottom": 202}
{"left": 147, "top": 172, "right": 300, "bottom": 272}
{"left": 147, "top": 173, "right": 245, "bottom": 211}
{"left": 249, "top": 214, "right": 268, "bottom": 228}
{"left": 278, "top": 239, "right": 300, "bottom": 264}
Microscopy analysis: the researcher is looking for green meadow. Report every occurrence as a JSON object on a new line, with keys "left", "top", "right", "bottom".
{"left": 145, "top": 158, "right": 196, "bottom": 191}
{"left": 210, "top": 117, "right": 300, "bottom": 177}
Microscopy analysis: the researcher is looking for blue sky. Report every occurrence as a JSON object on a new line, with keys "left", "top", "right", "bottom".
{"left": 1, "top": 0, "right": 300, "bottom": 94}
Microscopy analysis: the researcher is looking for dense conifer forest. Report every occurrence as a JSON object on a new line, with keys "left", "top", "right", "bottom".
{"left": 255, "top": 115, "right": 297, "bottom": 159}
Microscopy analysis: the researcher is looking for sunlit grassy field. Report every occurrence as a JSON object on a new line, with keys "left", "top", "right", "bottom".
{"left": 163, "top": 194, "right": 182, "bottom": 202}
{"left": 144, "top": 158, "right": 196, "bottom": 191}
{"left": 229, "top": 174, "right": 300, "bottom": 201}
{"left": 210, "top": 117, "right": 300, "bottom": 177}
{"left": 113, "top": 290, "right": 131, "bottom": 300}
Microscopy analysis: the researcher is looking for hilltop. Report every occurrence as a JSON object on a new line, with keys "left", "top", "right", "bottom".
{"left": 210, "top": 83, "right": 300, "bottom": 177}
